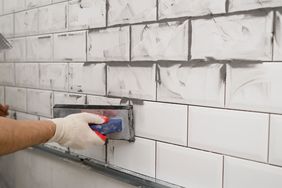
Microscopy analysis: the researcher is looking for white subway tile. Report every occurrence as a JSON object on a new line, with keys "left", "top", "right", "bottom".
{"left": 16, "top": 112, "right": 39, "bottom": 120}
{"left": 274, "top": 10, "right": 282, "bottom": 61}
{"left": 69, "top": 63, "right": 105, "bottom": 95}
{"left": 157, "top": 142, "right": 223, "bottom": 188}
{"left": 26, "top": 0, "right": 51, "bottom": 9}
{"left": 5, "top": 38, "right": 26, "bottom": 61}
{"left": 224, "top": 157, "right": 282, "bottom": 188}
{"left": 226, "top": 63, "right": 282, "bottom": 113}
{"left": 27, "top": 89, "right": 53, "bottom": 117}
{"left": 108, "top": 0, "right": 156, "bottom": 26}
{"left": 0, "top": 14, "right": 14, "bottom": 37}
{"left": 108, "top": 137, "right": 155, "bottom": 177}
{"left": 26, "top": 35, "right": 53, "bottom": 61}
{"left": 0, "top": 63, "right": 15, "bottom": 85}
{"left": 269, "top": 114, "right": 282, "bottom": 166}
{"left": 70, "top": 145, "right": 106, "bottom": 162}
{"left": 15, "top": 9, "right": 39, "bottom": 36}
{"left": 39, "top": 63, "right": 68, "bottom": 91}
{"left": 158, "top": 63, "right": 224, "bottom": 107}
{"left": 54, "top": 92, "right": 86, "bottom": 105}
{"left": 68, "top": 0, "right": 106, "bottom": 30}
{"left": 159, "top": 0, "right": 225, "bottom": 19}
{"left": 107, "top": 64, "right": 156, "bottom": 100}
{"left": 188, "top": 106, "right": 269, "bottom": 162}
{"left": 131, "top": 21, "right": 189, "bottom": 61}
{"left": 54, "top": 31, "right": 86, "bottom": 61}
{"left": 87, "top": 27, "right": 130, "bottom": 61}
{"left": 229, "top": 0, "right": 282, "bottom": 12}
{"left": 5, "top": 87, "right": 27, "bottom": 111}
{"left": 87, "top": 95, "right": 121, "bottom": 105}
{"left": 3, "top": 0, "right": 25, "bottom": 14}
{"left": 191, "top": 12, "right": 273, "bottom": 61}
{"left": 38, "top": 2, "right": 67, "bottom": 33}
{"left": 0, "top": 86, "right": 4, "bottom": 104}
{"left": 15, "top": 63, "right": 39, "bottom": 88}
{"left": 134, "top": 101, "right": 188, "bottom": 145}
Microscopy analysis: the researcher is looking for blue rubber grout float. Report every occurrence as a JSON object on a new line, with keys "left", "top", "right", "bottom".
{"left": 53, "top": 104, "right": 135, "bottom": 142}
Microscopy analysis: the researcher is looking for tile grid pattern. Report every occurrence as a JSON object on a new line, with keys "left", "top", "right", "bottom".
{"left": 0, "top": 0, "right": 282, "bottom": 188}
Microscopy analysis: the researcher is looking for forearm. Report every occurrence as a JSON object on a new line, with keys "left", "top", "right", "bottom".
{"left": 0, "top": 117, "right": 56, "bottom": 155}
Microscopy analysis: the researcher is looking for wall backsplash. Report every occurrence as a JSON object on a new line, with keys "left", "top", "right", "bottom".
{"left": 0, "top": 0, "right": 282, "bottom": 188}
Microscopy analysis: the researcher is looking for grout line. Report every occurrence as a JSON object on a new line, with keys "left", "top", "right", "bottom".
{"left": 155, "top": 141, "right": 157, "bottom": 178}
{"left": 186, "top": 105, "right": 189, "bottom": 147}
{"left": 272, "top": 11, "right": 276, "bottom": 61}
{"left": 129, "top": 25, "right": 132, "bottom": 62}
{"left": 267, "top": 114, "right": 271, "bottom": 163}
{"left": 188, "top": 20, "right": 192, "bottom": 61}
{"left": 105, "top": 0, "right": 109, "bottom": 27}
{"left": 156, "top": 0, "right": 159, "bottom": 21}
{"left": 222, "top": 156, "right": 225, "bottom": 188}
{"left": 225, "top": 0, "right": 229, "bottom": 13}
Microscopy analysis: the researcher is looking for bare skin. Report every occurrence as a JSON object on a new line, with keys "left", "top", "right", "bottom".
{"left": 0, "top": 109, "right": 56, "bottom": 155}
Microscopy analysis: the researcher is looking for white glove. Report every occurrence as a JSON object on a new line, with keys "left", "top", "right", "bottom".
{"left": 48, "top": 112, "right": 108, "bottom": 149}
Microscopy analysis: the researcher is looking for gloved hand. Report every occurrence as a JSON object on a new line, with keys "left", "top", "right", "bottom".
{"left": 48, "top": 112, "right": 108, "bottom": 149}
{"left": 0, "top": 104, "right": 9, "bottom": 117}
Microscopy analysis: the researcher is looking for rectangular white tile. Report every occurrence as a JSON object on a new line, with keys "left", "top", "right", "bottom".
{"left": 229, "top": 0, "right": 282, "bottom": 12}
{"left": 0, "top": 14, "right": 14, "bottom": 37}
{"left": 157, "top": 142, "right": 223, "bottom": 188}
{"left": 107, "top": 137, "right": 155, "bottom": 177}
{"left": 54, "top": 92, "right": 86, "bottom": 105}
{"left": 5, "top": 38, "right": 26, "bottom": 62}
{"left": 87, "top": 95, "right": 121, "bottom": 105}
{"left": 54, "top": 31, "right": 86, "bottom": 61}
{"left": 27, "top": 89, "right": 53, "bottom": 117}
{"left": 15, "top": 9, "right": 39, "bottom": 36}
{"left": 26, "top": 0, "right": 51, "bottom": 9}
{"left": 157, "top": 63, "right": 225, "bottom": 107}
{"left": 38, "top": 2, "right": 67, "bottom": 33}
{"left": 191, "top": 12, "right": 273, "bottom": 61}
{"left": 16, "top": 112, "right": 39, "bottom": 120}
{"left": 69, "top": 63, "right": 105, "bottom": 95}
{"left": 39, "top": 63, "right": 68, "bottom": 91}
{"left": 159, "top": 0, "right": 225, "bottom": 19}
{"left": 269, "top": 114, "right": 282, "bottom": 166}
{"left": 68, "top": 0, "right": 106, "bottom": 30}
{"left": 108, "top": 0, "right": 156, "bottom": 26}
{"left": 5, "top": 87, "right": 27, "bottom": 111}
{"left": 224, "top": 157, "right": 282, "bottom": 188}
{"left": 134, "top": 101, "right": 187, "bottom": 145}
{"left": 188, "top": 106, "right": 269, "bottom": 162}
{"left": 26, "top": 35, "right": 53, "bottom": 61}
{"left": 131, "top": 21, "right": 189, "bottom": 61}
{"left": 0, "top": 86, "right": 4, "bottom": 104}
{"left": 0, "top": 63, "right": 15, "bottom": 85}
{"left": 87, "top": 27, "right": 130, "bottom": 61}
{"left": 107, "top": 63, "right": 156, "bottom": 100}
{"left": 15, "top": 63, "right": 39, "bottom": 88}
{"left": 274, "top": 10, "right": 282, "bottom": 61}
{"left": 226, "top": 63, "right": 282, "bottom": 113}
{"left": 3, "top": 0, "right": 25, "bottom": 14}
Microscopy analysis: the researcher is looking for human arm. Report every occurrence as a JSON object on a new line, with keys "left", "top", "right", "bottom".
{"left": 0, "top": 113, "right": 108, "bottom": 156}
